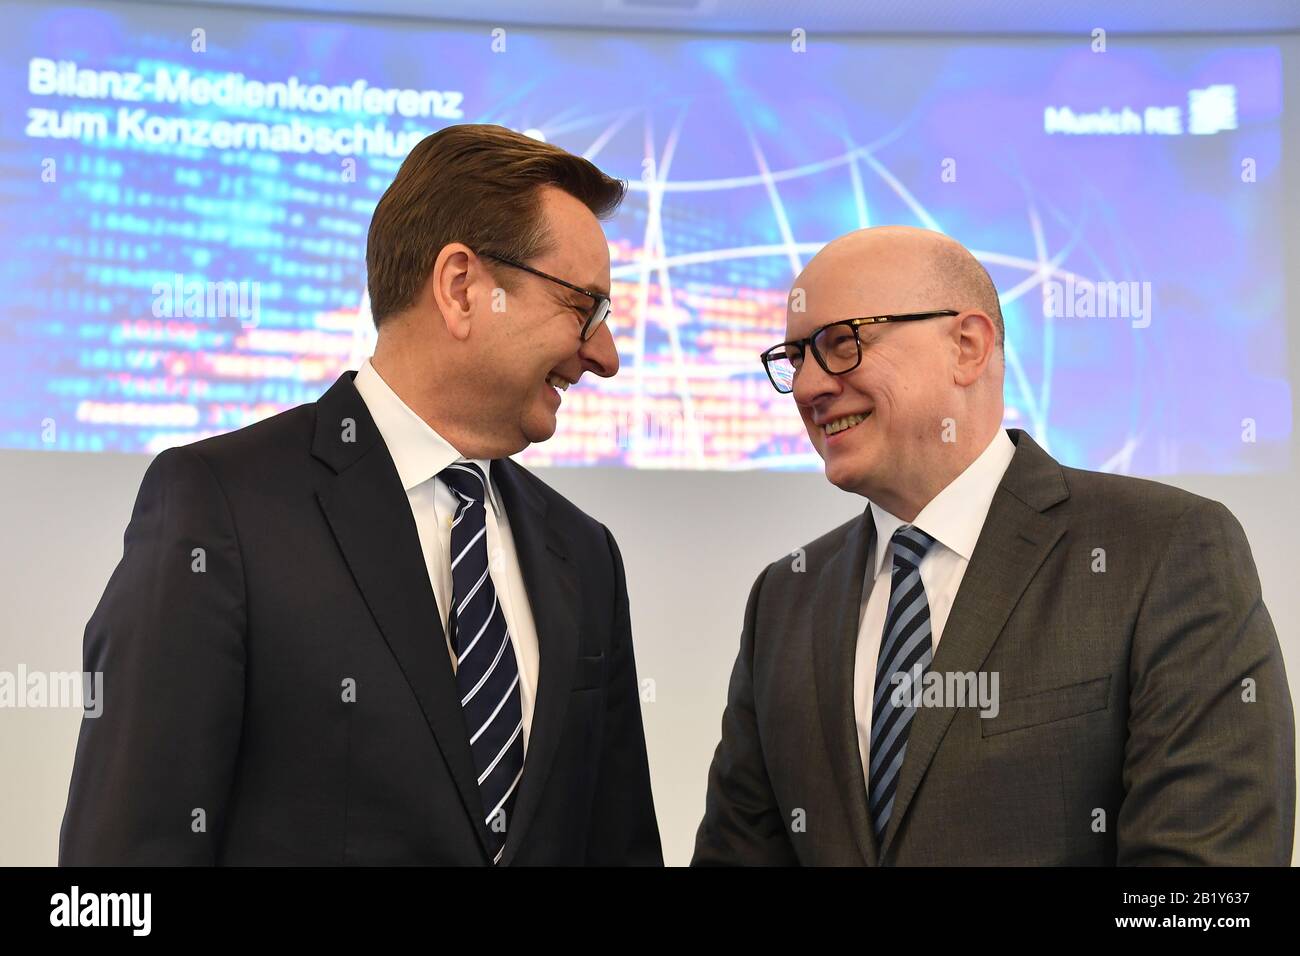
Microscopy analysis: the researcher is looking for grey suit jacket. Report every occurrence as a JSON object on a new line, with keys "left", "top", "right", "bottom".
{"left": 694, "top": 429, "right": 1294, "bottom": 865}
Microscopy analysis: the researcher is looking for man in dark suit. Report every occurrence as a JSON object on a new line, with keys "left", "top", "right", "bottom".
{"left": 61, "top": 124, "right": 662, "bottom": 865}
{"left": 695, "top": 225, "right": 1294, "bottom": 865}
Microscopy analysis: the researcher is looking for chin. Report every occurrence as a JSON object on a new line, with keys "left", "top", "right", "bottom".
{"left": 521, "top": 409, "right": 558, "bottom": 446}
{"left": 820, "top": 443, "right": 876, "bottom": 495}
{"left": 823, "top": 460, "right": 862, "bottom": 493}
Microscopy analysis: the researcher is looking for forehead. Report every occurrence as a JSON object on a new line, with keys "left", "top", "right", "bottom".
{"left": 533, "top": 187, "right": 611, "bottom": 293}
{"left": 784, "top": 251, "right": 931, "bottom": 338}
{"left": 784, "top": 271, "right": 868, "bottom": 339}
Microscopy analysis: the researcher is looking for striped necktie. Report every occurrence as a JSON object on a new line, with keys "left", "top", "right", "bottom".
{"left": 439, "top": 461, "right": 524, "bottom": 865}
{"left": 869, "top": 524, "right": 937, "bottom": 841}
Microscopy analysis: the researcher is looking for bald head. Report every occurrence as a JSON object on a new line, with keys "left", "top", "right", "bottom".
{"left": 782, "top": 225, "right": 1007, "bottom": 519}
{"left": 795, "top": 225, "right": 1003, "bottom": 349}
{"left": 920, "top": 237, "right": 1004, "bottom": 349}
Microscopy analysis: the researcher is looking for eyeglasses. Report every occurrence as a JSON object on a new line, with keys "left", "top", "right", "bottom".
{"left": 480, "top": 252, "right": 612, "bottom": 341}
{"left": 760, "top": 310, "right": 959, "bottom": 394}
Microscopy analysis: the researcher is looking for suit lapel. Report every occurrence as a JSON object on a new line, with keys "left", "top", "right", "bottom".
{"left": 311, "top": 372, "right": 493, "bottom": 860}
{"left": 879, "top": 429, "right": 1070, "bottom": 859}
{"left": 810, "top": 508, "right": 880, "bottom": 866}
{"left": 491, "top": 458, "right": 581, "bottom": 866}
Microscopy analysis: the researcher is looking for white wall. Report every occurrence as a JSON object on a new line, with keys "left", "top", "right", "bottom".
{"left": 1, "top": 448, "right": 1296, "bottom": 865}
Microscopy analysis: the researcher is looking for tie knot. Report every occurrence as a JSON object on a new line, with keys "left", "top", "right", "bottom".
{"left": 439, "top": 461, "right": 488, "bottom": 504}
{"left": 891, "top": 524, "right": 936, "bottom": 572}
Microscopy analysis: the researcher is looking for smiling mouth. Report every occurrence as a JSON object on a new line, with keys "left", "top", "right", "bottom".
{"left": 823, "top": 411, "right": 871, "bottom": 436}
{"left": 546, "top": 372, "right": 573, "bottom": 392}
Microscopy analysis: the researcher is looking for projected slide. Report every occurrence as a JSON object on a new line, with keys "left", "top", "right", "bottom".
{"left": 0, "top": 1, "right": 1289, "bottom": 473}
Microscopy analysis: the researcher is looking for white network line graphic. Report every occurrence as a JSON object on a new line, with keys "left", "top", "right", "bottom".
{"left": 595, "top": 119, "right": 1139, "bottom": 471}
{"left": 344, "top": 109, "right": 1139, "bottom": 473}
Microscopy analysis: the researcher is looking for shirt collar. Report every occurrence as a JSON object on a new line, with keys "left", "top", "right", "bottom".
{"left": 869, "top": 428, "right": 1016, "bottom": 577}
{"left": 351, "top": 359, "right": 501, "bottom": 515}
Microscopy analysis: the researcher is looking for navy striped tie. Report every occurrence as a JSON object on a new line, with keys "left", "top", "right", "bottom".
{"left": 439, "top": 461, "right": 524, "bottom": 865}
{"left": 869, "top": 524, "right": 937, "bottom": 841}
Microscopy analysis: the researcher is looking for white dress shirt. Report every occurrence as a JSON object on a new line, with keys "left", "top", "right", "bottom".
{"left": 352, "top": 359, "right": 540, "bottom": 751}
{"left": 853, "top": 429, "right": 1016, "bottom": 788}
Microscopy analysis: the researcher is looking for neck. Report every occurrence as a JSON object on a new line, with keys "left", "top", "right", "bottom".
{"left": 867, "top": 419, "right": 1001, "bottom": 522}
{"left": 369, "top": 341, "right": 511, "bottom": 461}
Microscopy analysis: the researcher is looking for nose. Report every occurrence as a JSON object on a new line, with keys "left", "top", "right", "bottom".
{"left": 578, "top": 320, "right": 620, "bottom": 378}
{"left": 791, "top": 353, "right": 840, "bottom": 408}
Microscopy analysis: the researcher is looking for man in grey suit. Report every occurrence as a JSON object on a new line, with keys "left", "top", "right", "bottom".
{"left": 694, "top": 225, "right": 1294, "bottom": 865}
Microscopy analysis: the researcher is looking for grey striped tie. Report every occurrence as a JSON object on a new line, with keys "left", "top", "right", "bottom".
{"left": 869, "top": 524, "right": 937, "bottom": 840}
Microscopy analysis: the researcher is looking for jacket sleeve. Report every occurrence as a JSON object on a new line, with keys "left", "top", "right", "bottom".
{"left": 59, "top": 445, "right": 247, "bottom": 865}
{"left": 1118, "top": 498, "right": 1295, "bottom": 864}
{"left": 583, "top": 525, "right": 663, "bottom": 865}
{"left": 692, "top": 563, "right": 798, "bottom": 865}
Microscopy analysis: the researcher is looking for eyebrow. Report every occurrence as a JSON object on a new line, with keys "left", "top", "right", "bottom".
{"left": 558, "top": 289, "right": 595, "bottom": 310}
{"left": 781, "top": 319, "right": 882, "bottom": 348}
{"left": 551, "top": 275, "right": 608, "bottom": 299}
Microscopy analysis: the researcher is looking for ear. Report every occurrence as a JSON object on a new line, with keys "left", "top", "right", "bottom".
{"left": 952, "top": 310, "right": 998, "bottom": 387}
{"left": 428, "top": 242, "right": 485, "bottom": 342}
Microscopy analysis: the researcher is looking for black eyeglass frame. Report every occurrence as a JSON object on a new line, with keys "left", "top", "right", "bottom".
{"left": 480, "top": 252, "right": 612, "bottom": 341}
{"left": 759, "top": 309, "right": 960, "bottom": 393}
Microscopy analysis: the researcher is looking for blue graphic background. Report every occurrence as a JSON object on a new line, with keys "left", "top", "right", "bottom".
{"left": 0, "top": 2, "right": 1289, "bottom": 474}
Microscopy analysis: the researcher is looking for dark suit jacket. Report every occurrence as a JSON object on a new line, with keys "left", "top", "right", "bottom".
{"left": 60, "top": 371, "right": 662, "bottom": 865}
{"left": 694, "top": 429, "right": 1294, "bottom": 865}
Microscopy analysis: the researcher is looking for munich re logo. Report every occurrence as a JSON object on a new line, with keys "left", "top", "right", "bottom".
{"left": 1188, "top": 84, "right": 1238, "bottom": 136}
{"left": 49, "top": 886, "right": 151, "bottom": 936}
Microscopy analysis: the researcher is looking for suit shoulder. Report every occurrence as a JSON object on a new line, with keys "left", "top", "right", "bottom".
{"left": 1059, "top": 465, "right": 1215, "bottom": 522}
{"left": 1056, "top": 465, "right": 1252, "bottom": 559}
{"left": 763, "top": 511, "right": 864, "bottom": 586}
{"left": 798, "top": 512, "right": 864, "bottom": 560}
{"left": 499, "top": 458, "right": 605, "bottom": 537}
{"left": 179, "top": 399, "right": 318, "bottom": 470}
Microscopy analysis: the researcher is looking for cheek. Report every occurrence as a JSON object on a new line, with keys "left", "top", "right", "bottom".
{"left": 841, "top": 363, "right": 885, "bottom": 410}
{"left": 508, "top": 326, "right": 560, "bottom": 374}
{"left": 535, "top": 313, "right": 581, "bottom": 357}
{"left": 853, "top": 354, "right": 928, "bottom": 421}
